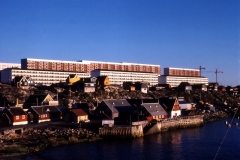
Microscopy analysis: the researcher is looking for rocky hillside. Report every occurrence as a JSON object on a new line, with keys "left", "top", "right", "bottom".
{"left": 0, "top": 83, "right": 240, "bottom": 115}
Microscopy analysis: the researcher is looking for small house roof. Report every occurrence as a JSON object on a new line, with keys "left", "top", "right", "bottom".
{"left": 71, "top": 109, "right": 88, "bottom": 116}
{"left": 31, "top": 106, "right": 60, "bottom": 115}
{"left": 7, "top": 107, "right": 27, "bottom": 116}
{"left": 102, "top": 99, "right": 134, "bottom": 113}
{"left": 13, "top": 76, "right": 25, "bottom": 82}
{"left": 127, "top": 99, "right": 159, "bottom": 106}
{"left": 141, "top": 103, "right": 167, "bottom": 116}
{"left": 159, "top": 97, "right": 177, "bottom": 112}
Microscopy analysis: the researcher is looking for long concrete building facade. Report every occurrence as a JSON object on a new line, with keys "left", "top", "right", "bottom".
{"left": 1, "top": 68, "right": 90, "bottom": 86}
{"left": 0, "top": 62, "right": 21, "bottom": 83}
{"left": 1, "top": 58, "right": 161, "bottom": 86}
{"left": 91, "top": 70, "right": 159, "bottom": 86}
{"left": 0, "top": 62, "right": 21, "bottom": 70}
{"left": 159, "top": 67, "right": 208, "bottom": 87}
{"left": 164, "top": 68, "right": 200, "bottom": 77}
{"left": 21, "top": 58, "right": 161, "bottom": 74}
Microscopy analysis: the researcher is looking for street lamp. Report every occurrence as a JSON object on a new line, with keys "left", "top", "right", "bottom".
{"left": 111, "top": 102, "right": 115, "bottom": 120}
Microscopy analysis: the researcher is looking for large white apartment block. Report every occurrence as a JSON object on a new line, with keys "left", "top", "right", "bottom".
{"left": 158, "top": 75, "right": 208, "bottom": 87}
{"left": 1, "top": 68, "right": 90, "bottom": 86}
{"left": 164, "top": 67, "right": 200, "bottom": 77}
{"left": 0, "top": 62, "right": 21, "bottom": 70}
{"left": 21, "top": 58, "right": 161, "bottom": 74}
{"left": 91, "top": 69, "right": 159, "bottom": 86}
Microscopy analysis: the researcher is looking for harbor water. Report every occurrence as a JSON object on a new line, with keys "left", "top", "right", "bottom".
{"left": 28, "top": 117, "right": 240, "bottom": 160}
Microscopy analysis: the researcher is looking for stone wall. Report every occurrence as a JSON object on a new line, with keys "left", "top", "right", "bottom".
{"left": 99, "top": 116, "right": 204, "bottom": 138}
{"left": 145, "top": 115, "right": 204, "bottom": 134}
{"left": 99, "top": 125, "right": 143, "bottom": 138}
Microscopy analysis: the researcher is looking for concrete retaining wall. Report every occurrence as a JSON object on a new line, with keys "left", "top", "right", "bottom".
{"left": 99, "top": 115, "right": 204, "bottom": 138}
{"left": 145, "top": 115, "right": 204, "bottom": 134}
{"left": 99, "top": 125, "right": 143, "bottom": 138}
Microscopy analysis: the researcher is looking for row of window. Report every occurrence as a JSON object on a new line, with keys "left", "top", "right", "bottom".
{"left": 13, "top": 71, "right": 89, "bottom": 76}
{"left": 40, "top": 114, "right": 48, "bottom": 118}
{"left": 16, "top": 115, "right": 25, "bottom": 120}
{"left": 152, "top": 115, "right": 165, "bottom": 119}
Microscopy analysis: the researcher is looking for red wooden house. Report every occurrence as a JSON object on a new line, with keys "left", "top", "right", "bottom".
{"left": 28, "top": 106, "right": 62, "bottom": 123}
{"left": 159, "top": 97, "right": 181, "bottom": 118}
{"left": 2, "top": 107, "right": 28, "bottom": 126}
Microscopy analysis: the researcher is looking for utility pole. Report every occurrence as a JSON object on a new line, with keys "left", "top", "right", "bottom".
{"left": 215, "top": 69, "right": 223, "bottom": 84}
{"left": 199, "top": 66, "right": 205, "bottom": 77}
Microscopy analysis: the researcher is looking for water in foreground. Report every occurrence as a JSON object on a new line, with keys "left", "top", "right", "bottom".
{"left": 16, "top": 117, "right": 240, "bottom": 160}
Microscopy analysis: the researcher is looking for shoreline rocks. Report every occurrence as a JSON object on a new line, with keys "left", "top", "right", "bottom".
{"left": 203, "top": 110, "right": 229, "bottom": 122}
{"left": 0, "top": 126, "right": 101, "bottom": 157}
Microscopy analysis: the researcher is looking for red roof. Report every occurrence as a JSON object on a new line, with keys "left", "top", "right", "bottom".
{"left": 71, "top": 109, "right": 87, "bottom": 116}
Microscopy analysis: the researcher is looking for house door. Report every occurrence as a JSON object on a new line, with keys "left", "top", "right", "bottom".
{"left": 28, "top": 113, "right": 34, "bottom": 122}
{"left": 175, "top": 113, "right": 177, "bottom": 117}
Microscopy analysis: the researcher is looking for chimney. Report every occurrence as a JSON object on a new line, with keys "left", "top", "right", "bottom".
{"left": 16, "top": 98, "right": 18, "bottom": 107}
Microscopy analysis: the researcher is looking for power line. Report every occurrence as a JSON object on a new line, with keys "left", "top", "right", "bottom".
{"left": 214, "top": 105, "right": 239, "bottom": 160}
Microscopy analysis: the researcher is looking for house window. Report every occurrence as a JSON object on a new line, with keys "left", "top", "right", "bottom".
{"left": 16, "top": 116, "right": 19, "bottom": 120}
{"left": 22, "top": 115, "right": 25, "bottom": 119}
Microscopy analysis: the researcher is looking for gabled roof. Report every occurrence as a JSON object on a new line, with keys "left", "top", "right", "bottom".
{"left": 71, "top": 109, "right": 88, "bottom": 116}
{"left": 13, "top": 76, "right": 26, "bottom": 83}
{"left": 102, "top": 99, "right": 134, "bottom": 113}
{"left": 31, "top": 106, "right": 61, "bottom": 115}
{"left": 159, "top": 97, "right": 177, "bottom": 112}
{"left": 141, "top": 103, "right": 167, "bottom": 116}
{"left": 72, "top": 102, "right": 90, "bottom": 114}
{"left": 127, "top": 99, "right": 159, "bottom": 106}
{"left": 24, "top": 94, "right": 53, "bottom": 104}
{"left": 6, "top": 107, "right": 27, "bottom": 116}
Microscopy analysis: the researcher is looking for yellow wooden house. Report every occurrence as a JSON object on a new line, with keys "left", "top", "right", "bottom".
{"left": 96, "top": 76, "right": 110, "bottom": 87}
{"left": 66, "top": 74, "right": 80, "bottom": 84}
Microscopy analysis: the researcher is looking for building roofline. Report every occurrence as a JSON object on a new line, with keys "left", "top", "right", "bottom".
{"left": 165, "top": 67, "right": 200, "bottom": 71}
{"left": 0, "top": 62, "right": 21, "bottom": 65}
{"left": 78, "top": 60, "right": 160, "bottom": 67}
{"left": 22, "top": 58, "right": 90, "bottom": 64}
{"left": 21, "top": 58, "right": 160, "bottom": 67}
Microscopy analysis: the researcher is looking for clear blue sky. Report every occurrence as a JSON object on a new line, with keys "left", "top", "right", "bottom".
{"left": 0, "top": 0, "right": 239, "bottom": 86}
